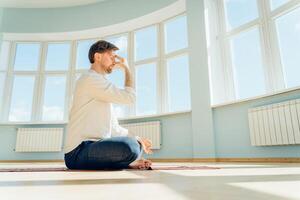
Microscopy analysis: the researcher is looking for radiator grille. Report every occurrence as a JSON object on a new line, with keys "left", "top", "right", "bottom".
{"left": 121, "top": 121, "right": 161, "bottom": 149}
{"left": 15, "top": 128, "right": 64, "bottom": 152}
{"left": 248, "top": 99, "right": 300, "bottom": 146}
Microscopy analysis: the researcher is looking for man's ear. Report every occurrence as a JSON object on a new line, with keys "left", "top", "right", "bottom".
{"left": 94, "top": 52, "right": 102, "bottom": 62}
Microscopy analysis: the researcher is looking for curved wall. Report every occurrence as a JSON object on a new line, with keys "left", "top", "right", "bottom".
{"left": 1, "top": 0, "right": 177, "bottom": 33}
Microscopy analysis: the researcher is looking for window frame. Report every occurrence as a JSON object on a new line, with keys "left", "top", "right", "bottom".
{"left": 0, "top": 13, "right": 191, "bottom": 124}
{"left": 211, "top": 0, "right": 300, "bottom": 105}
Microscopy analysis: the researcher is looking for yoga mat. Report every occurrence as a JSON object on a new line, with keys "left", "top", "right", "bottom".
{"left": 0, "top": 165, "right": 220, "bottom": 172}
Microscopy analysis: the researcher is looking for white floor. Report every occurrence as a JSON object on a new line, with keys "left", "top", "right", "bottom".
{"left": 0, "top": 162, "right": 300, "bottom": 200}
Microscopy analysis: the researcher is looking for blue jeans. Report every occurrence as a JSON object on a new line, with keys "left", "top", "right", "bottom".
{"left": 64, "top": 137, "right": 142, "bottom": 170}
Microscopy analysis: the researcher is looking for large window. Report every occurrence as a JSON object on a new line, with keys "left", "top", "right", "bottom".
{"left": 0, "top": 14, "right": 190, "bottom": 123}
{"left": 164, "top": 15, "right": 190, "bottom": 112}
{"left": 208, "top": 0, "right": 300, "bottom": 104}
{"left": 133, "top": 25, "right": 158, "bottom": 116}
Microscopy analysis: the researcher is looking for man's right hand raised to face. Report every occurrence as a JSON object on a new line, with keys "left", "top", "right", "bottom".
{"left": 113, "top": 55, "right": 129, "bottom": 70}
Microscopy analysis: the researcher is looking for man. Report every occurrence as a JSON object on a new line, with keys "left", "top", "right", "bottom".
{"left": 64, "top": 40, "right": 152, "bottom": 170}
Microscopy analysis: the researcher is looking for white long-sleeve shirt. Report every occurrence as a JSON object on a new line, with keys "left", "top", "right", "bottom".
{"left": 63, "top": 69, "right": 135, "bottom": 154}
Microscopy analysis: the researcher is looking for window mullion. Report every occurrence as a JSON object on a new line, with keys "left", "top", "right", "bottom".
{"left": 2, "top": 42, "right": 15, "bottom": 122}
{"left": 217, "top": 0, "right": 236, "bottom": 101}
{"left": 65, "top": 41, "right": 76, "bottom": 121}
{"left": 128, "top": 31, "right": 136, "bottom": 117}
{"left": 158, "top": 22, "right": 168, "bottom": 113}
{"left": 261, "top": 0, "right": 286, "bottom": 91}
{"left": 33, "top": 42, "right": 47, "bottom": 122}
{"left": 257, "top": 0, "right": 275, "bottom": 92}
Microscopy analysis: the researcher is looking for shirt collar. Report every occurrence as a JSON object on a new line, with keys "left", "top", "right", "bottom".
{"left": 89, "top": 69, "right": 108, "bottom": 79}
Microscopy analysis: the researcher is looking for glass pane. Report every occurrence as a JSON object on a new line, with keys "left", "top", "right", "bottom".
{"left": 42, "top": 76, "right": 66, "bottom": 121}
{"left": 167, "top": 55, "right": 191, "bottom": 112}
{"left": 107, "top": 68, "right": 124, "bottom": 89}
{"left": 135, "top": 63, "right": 157, "bottom": 115}
{"left": 0, "top": 41, "right": 10, "bottom": 71}
{"left": 134, "top": 26, "right": 157, "bottom": 61}
{"left": 76, "top": 40, "right": 95, "bottom": 70}
{"left": 230, "top": 28, "right": 266, "bottom": 99}
{"left": 270, "top": 0, "right": 290, "bottom": 10}
{"left": 164, "top": 15, "right": 188, "bottom": 53}
{"left": 105, "top": 35, "right": 128, "bottom": 59}
{"left": 113, "top": 104, "right": 130, "bottom": 118}
{"left": 276, "top": 7, "right": 300, "bottom": 88}
{"left": 14, "top": 43, "right": 40, "bottom": 71}
{"left": 45, "top": 43, "right": 70, "bottom": 71}
{"left": 224, "top": 0, "right": 259, "bottom": 30}
{"left": 9, "top": 76, "right": 35, "bottom": 121}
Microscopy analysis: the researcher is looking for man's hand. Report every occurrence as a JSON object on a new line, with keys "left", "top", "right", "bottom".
{"left": 114, "top": 55, "right": 129, "bottom": 70}
{"left": 137, "top": 137, "right": 153, "bottom": 154}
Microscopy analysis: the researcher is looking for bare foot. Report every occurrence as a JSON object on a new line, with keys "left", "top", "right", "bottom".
{"left": 128, "top": 158, "right": 152, "bottom": 170}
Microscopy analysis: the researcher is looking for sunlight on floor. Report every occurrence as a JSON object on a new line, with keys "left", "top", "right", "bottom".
{"left": 229, "top": 181, "right": 300, "bottom": 199}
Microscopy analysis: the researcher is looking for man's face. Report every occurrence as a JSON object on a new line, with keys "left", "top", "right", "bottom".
{"left": 97, "top": 50, "right": 116, "bottom": 74}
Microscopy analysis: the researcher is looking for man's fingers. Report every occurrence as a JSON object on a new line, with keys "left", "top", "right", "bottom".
{"left": 115, "top": 55, "right": 125, "bottom": 62}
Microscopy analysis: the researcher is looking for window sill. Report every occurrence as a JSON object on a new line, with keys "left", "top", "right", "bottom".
{"left": 0, "top": 110, "right": 192, "bottom": 125}
{"left": 118, "top": 110, "right": 192, "bottom": 121}
{"left": 0, "top": 121, "right": 68, "bottom": 125}
{"left": 211, "top": 86, "right": 300, "bottom": 108}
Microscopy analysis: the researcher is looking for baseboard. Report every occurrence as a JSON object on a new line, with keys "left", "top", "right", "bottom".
{"left": 148, "top": 157, "right": 300, "bottom": 163}
{"left": 215, "top": 157, "right": 300, "bottom": 163}
{"left": 0, "top": 157, "right": 300, "bottom": 163}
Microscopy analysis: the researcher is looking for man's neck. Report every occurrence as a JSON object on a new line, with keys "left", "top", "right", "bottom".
{"left": 91, "top": 63, "right": 106, "bottom": 75}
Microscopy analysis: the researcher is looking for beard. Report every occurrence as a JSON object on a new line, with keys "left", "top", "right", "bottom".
{"left": 105, "top": 64, "right": 114, "bottom": 74}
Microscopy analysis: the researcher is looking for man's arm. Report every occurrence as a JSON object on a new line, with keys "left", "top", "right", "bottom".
{"left": 115, "top": 55, "right": 134, "bottom": 88}
{"left": 113, "top": 56, "right": 152, "bottom": 154}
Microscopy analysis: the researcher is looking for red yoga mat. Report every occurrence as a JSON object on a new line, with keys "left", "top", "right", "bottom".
{"left": 0, "top": 165, "right": 220, "bottom": 172}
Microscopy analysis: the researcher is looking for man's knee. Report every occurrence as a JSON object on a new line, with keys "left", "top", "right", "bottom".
{"left": 120, "top": 137, "right": 141, "bottom": 161}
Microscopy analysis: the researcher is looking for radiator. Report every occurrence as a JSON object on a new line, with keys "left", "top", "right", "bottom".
{"left": 121, "top": 121, "right": 161, "bottom": 149}
{"left": 248, "top": 99, "right": 300, "bottom": 146}
{"left": 15, "top": 128, "right": 64, "bottom": 152}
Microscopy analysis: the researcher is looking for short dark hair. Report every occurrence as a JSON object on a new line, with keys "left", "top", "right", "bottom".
{"left": 88, "top": 40, "right": 119, "bottom": 63}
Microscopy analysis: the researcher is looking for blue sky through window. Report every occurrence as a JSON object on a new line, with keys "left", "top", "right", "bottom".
{"left": 45, "top": 43, "right": 71, "bottom": 71}
{"left": 42, "top": 76, "right": 66, "bottom": 121}
{"left": 164, "top": 15, "right": 188, "bottom": 53}
{"left": 14, "top": 43, "right": 40, "bottom": 71}
{"left": 76, "top": 40, "right": 96, "bottom": 70}
{"left": 134, "top": 26, "right": 157, "bottom": 61}
{"left": 271, "top": 0, "right": 290, "bottom": 10}
{"left": 167, "top": 55, "right": 191, "bottom": 112}
{"left": 230, "top": 28, "right": 266, "bottom": 99}
{"left": 9, "top": 76, "right": 35, "bottom": 121}
{"left": 276, "top": 6, "right": 300, "bottom": 88}
{"left": 224, "top": 0, "right": 258, "bottom": 30}
{"left": 136, "top": 63, "right": 157, "bottom": 115}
